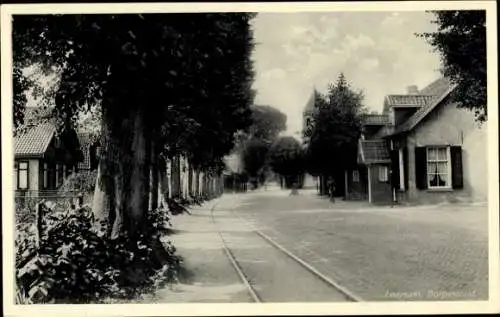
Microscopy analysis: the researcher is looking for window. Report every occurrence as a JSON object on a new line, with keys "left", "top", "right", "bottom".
{"left": 427, "top": 147, "right": 451, "bottom": 188}
{"left": 398, "top": 149, "right": 405, "bottom": 190}
{"left": 54, "top": 137, "right": 61, "bottom": 148}
{"left": 43, "top": 163, "right": 48, "bottom": 189}
{"left": 14, "top": 162, "right": 18, "bottom": 189}
{"left": 17, "top": 161, "right": 29, "bottom": 190}
{"left": 352, "top": 170, "right": 360, "bottom": 183}
{"left": 56, "top": 164, "right": 63, "bottom": 187}
{"left": 378, "top": 165, "right": 388, "bottom": 182}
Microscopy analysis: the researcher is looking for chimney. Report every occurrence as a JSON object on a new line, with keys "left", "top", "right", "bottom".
{"left": 406, "top": 85, "right": 419, "bottom": 95}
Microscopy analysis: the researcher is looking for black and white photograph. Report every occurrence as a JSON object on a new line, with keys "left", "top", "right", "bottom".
{"left": 1, "top": 1, "right": 499, "bottom": 316}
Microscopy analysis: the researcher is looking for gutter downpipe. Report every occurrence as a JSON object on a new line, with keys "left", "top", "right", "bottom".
{"left": 390, "top": 139, "right": 398, "bottom": 207}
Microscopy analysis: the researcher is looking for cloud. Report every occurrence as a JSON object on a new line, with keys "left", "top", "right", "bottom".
{"left": 252, "top": 11, "right": 442, "bottom": 133}
{"left": 360, "top": 58, "right": 380, "bottom": 71}
{"left": 261, "top": 68, "right": 287, "bottom": 80}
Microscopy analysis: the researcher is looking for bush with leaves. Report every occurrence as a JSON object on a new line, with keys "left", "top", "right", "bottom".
{"left": 16, "top": 203, "right": 180, "bottom": 304}
{"left": 59, "top": 170, "right": 98, "bottom": 194}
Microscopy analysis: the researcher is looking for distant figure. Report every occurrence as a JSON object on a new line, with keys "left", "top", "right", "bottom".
{"left": 289, "top": 182, "right": 299, "bottom": 196}
{"left": 327, "top": 177, "right": 336, "bottom": 203}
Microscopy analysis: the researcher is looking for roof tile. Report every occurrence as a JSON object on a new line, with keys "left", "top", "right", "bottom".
{"left": 362, "top": 114, "right": 389, "bottom": 126}
{"left": 385, "top": 95, "right": 435, "bottom": 107}
{"left": 77, "top": 132, "right": 92, "bottom": 169}
{"left": 14, "top": 123, "right": 56, "bottom": 157}
{"left": 393, "top": 78, "right": 456, "bottom": 134}
{"left": 360, "top": 140, "right": 390, "bottom": 163}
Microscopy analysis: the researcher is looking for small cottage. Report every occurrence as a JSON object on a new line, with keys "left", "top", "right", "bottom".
{"left": 14, "top": 123, "right": 84, "bottom": 198}
{"left": 348, "top": 77, "right": 487, "bottom": 205}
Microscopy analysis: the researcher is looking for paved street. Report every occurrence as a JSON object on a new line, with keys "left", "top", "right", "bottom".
{"left": 147, "top": 195, "right": 350, "bottom": 303}
{"left": 147, "top": 187, "right": 488, "bottom": 302}
{"left": 232, "top": 187, "right": 489, "bottom": 301}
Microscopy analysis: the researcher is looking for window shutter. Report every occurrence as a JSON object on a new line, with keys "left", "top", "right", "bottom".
{"left": 390, "top": 150, "right": 400, "bottom": 189}
{"left": 403, "top": 147, "right": 409, "bottom": 190}
{"left": 415, "top": 147, "right": 427, "bottom": 189}
{"left": 450, "top": 146, "right": 463, "bottom": 189}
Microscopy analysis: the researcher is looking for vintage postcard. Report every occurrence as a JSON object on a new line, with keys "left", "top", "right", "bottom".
{"left": 2, "top": 1, "right": 499, "bottom": 316}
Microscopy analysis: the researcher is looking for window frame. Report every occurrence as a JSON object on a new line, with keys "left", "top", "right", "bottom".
{"left": 398, "top": 149, "right": 405, "bottom": 190}
{"left": 352, "top": 170, "right": 360, "bottom": 183}
{"left": 378, "top": 165, "right": 389, "bottom": 182}
{"left": 43, "top": 163, "right": 50, "bottom": 189}
{"left": 56, "top": 163, "right": 64, "bottom": 187}
{"left": 426, "top": 146, "right": 452, "bottom": 189}
{"left": 17, "top": 161, "right": 29, "bottom": 190}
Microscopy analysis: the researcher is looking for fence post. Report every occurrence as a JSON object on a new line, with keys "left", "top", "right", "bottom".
{"left": 35, "top": 202, "right": 44, "bottom": 249}
{"left": 78, "top": 193, "right": 84, "bottom": 207}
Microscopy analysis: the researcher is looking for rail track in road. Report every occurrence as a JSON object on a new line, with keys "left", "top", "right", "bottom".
{"left": 209, "top": 202, "right": 363, "bottom": 303}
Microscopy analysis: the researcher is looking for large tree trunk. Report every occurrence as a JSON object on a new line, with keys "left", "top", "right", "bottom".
{"left": 92, "top": 104, "right": 150, "bottom": 240}
{"left": 158, "top": 156, "right": 168, "bottom": 208}
{"left": 171, "top": 155, "right": 181, "bottom": 199}
{"left": 188, "top": 163, "right": 194, "bottom": 197}
{"left": 149, "top": 141, "right": 159, "bottom": 211}
{"left": 194, "top": 169, "right": 200, "bottom": 197}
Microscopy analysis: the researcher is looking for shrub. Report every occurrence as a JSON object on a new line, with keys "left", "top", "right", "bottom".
{"left": 59, "top": 170, "right": 97, "bottom": 194}
{"left": 16, "top": 203, "right": 181, "bottom": 304}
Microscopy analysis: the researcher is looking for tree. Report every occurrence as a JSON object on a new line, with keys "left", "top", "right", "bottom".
{"left": 241, "top": 138, "right": 270, "bottom": 188}
{"left": 248, "top": 105, "right": 287, "bottom": 144}
{"left": 304, "top": 73, "right": 365, "bottom": 195}
{"left": 418, "top": 10, "right": 486, "bottom": 122}
{"left": 238, "top": 105, "right": 286, "bottom": 185}
{"left": 268, "top": 136, "right": 305, "bottom": 189}
{"left": 13, "top": 13, "right": 255, "bottom": 239}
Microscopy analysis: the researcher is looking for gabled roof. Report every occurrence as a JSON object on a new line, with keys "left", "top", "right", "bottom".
{"left": 391, "top": 78, "right": 456, "bottom": 135}
{"left": 14, "top": 123, "right": 56, "bottom": 158}
{"left": 362, "top": 114, "right": 389, "bottom": 126}
{"left": 373, "top": 125, "right": 394, "bottom": 138}
{"left": 358, "top": 139, "right": 390, "bottom": 164}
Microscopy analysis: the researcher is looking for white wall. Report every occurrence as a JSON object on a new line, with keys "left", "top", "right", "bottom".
{"left": 29, "top": 159, "right": 39, "bottom": 191}
{"left": 462, "top": 121, "right": 488, "bottom": 201}
{"left": 407, "top": 100, "right": 488, "bottom": 203}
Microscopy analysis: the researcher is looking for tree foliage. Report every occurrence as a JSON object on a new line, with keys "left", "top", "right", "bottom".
{"left": 239, "top": 105, "right": 287, "bottom": 186}
{"left": 248, "top": 105, "right": 287, "bottom": 144}
{"left": 418, "top": 10, "right": 487, "bottom": 122}
{"left": 304, "top": 73, "right": 365, "bottom": 178}
{"left": 268, "top": 136, "right": 305, "bottom": 188}
{"left": 13, "top": 13, "right": 256, "bottom": 238}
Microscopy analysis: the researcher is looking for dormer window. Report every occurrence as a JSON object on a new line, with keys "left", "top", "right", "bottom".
{"left": 389, "top": 108, "right": 395, "bottom": 126}
{"left": 54, "top": 137, "right": 61, "bottom": 148}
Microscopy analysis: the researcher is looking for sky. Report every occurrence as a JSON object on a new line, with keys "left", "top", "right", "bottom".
{"left": 251, "top": 11, "right": 442, "bottom": 136}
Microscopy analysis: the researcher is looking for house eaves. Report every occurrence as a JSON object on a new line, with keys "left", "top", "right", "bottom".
{"left": 389, "top": 83, "right": 457, "bottom": 137}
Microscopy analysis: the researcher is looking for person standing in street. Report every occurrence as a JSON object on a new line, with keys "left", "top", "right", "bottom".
{"left": 327, "top": 177, "right": 336, "bottom": 203}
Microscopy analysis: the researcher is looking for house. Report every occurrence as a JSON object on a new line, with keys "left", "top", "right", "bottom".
{"left": 348, "top": 77, "right": 487, "bottom": 205}
{"left": 77, "top": 132, "right": 99, "bottom": 171}
{"left": 13, "top": 107, "right": 96, "bottom": 198}
{"left": 14, "top": 123, "right": 83, "bottom": 197}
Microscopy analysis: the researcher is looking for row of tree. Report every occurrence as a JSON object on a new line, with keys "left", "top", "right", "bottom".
{"left": 13, "top": 13, "right": 256, "bottom": 240}
{"left": 236, "top": 105, "right": 306, "bottom": 189}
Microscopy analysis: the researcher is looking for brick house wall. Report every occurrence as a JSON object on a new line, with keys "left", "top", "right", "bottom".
{"left": 396, "top": 99, "right": 487, "bottom": 204}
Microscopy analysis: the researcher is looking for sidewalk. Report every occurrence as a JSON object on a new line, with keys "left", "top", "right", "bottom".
{"left": 142, "top": 196, "right": 254, "bottom": 303}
